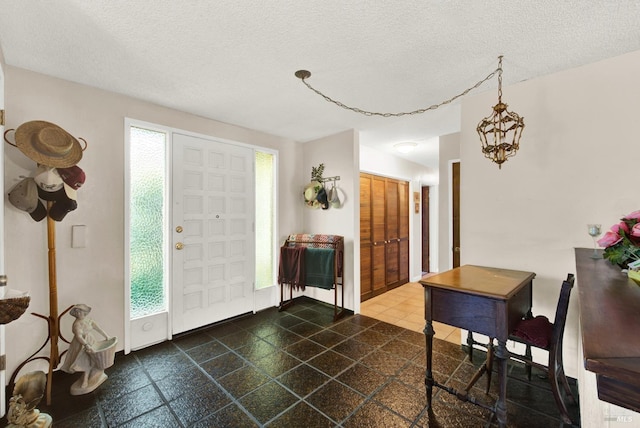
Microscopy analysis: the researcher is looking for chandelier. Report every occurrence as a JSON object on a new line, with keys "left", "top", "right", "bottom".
{"left": 294, "top": 56, "right": 524, "bottom": 167}
{"left": 476, "top": 56, "right": 525, "bottom": 168}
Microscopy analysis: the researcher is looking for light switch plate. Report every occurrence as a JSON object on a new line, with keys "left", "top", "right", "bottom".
{"left": 72, "top": 225, "right": 87, "bottom": 248}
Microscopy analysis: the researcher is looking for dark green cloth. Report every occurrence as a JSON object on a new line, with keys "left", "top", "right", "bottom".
{"left": 304, "top": 247, "right": 335, "bottom": 289}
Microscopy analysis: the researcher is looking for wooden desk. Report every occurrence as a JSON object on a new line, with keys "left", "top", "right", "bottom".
{"left": 576, "top": 248, "right": 640, "bottom": 413}
{"left": 420, "top": 265, "right": 535, "bottom": 428}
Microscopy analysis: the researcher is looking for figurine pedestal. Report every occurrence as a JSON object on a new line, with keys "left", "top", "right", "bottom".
{"left": 70, "top": 372, "right": 108, "bottom": 395}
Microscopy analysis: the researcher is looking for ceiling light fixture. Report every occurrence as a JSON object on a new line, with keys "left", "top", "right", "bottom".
{"left": 394, "top": 142, "right": 417, "bottom": 154}
{"left": 476, "top": 56, "right": 525, "bottom": 169}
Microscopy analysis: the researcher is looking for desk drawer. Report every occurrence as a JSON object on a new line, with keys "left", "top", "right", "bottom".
{"left": 430, "top": 288, "right": 499, "bottom": 337}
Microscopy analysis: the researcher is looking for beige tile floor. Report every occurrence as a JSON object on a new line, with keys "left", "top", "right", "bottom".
{"left": 360, "top": 280, "right": 462, "bottom": 344}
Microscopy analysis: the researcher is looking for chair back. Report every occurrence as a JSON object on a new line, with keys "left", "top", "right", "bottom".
{"left": 550, "top": 274, "right": 575, "bottom": 356}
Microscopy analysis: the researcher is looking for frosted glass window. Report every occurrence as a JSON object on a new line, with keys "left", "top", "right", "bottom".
{"left": 129, "top": 127, "right": 167, "bottom": 319}
{"left": 255, "top": 151, "right": 275, "bottom": 289}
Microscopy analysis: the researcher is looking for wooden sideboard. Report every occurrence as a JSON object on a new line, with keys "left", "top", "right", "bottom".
{"left": 575, "top": 248, "right": 640, "bottom": 413}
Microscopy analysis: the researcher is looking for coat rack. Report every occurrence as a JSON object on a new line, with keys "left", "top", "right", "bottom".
{"left": 4, "top": 122, "right": 86, "bottom": 405}
{"left": 8, "top": 203, "right": 73, "bottom": 405}
{"left": 304, "top": 163, "right": 342, "bottom": 210}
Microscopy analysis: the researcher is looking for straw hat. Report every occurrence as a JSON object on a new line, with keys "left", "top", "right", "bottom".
{"left": 15, "top": 121, "right": 83, "bottom": 167}
{"left": 304, "top": 181, "right": 321, "bottom": 202}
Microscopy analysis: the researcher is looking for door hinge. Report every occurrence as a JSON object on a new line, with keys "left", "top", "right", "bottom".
{"left": 0, "top": 109, "right": 4, "bottom": 126}
{"left": 0, "top": 354, "right": 5, "bottom": 371}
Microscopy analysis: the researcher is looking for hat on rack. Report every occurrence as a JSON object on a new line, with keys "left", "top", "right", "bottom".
{"left": 33, "top": 164, "right": 79, "bottom": 200}
{"left": 47, "top": 194, "right": 77, "bottom": 222}
{"left": 304, "top": 181, "right": 320, "bottom": 203}
{"left": 8, "top": 177, "right": 47, "bottom": 222}
{"left": 329, "top": 185, "right": 341, "bottom": 209}
{"left": 58, "top": 165, "right": 86, "bottom": 200}
{"left": 33, "top": 165, "right": 78, "bottom": 221}
{"left": 15, "top": 121, "right": 83, "bottom": 168}
{"left": 317, "top": 187, "right": 329, "bottom": 210}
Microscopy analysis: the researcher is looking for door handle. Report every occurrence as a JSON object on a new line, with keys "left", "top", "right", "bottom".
{"left": 175, "top": 242, "right": 184, "bottom": 250}
{"left": 454, "top": 247, "right": 460, "bottom": 252}
{"left": 176, "top": 226, "right": 183, "bottom": 233}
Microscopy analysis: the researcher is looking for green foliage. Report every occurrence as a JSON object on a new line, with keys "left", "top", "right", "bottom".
{"left": 311, "top": 163, "right": 324, "bottom": 182}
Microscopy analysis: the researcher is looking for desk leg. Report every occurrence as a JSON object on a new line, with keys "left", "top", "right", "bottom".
{"left": 424, "top": 320, "right": 435, "bottom": 408}
{"left": 495, "top": 339, "right": 508, "bottom": 428}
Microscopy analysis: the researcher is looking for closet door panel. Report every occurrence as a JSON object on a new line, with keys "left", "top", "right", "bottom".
{"left": 360, "top": 245, "right": 373, "bottom": 299}
{"left": 371, "top": 176, "right": 387, "bottom": 292}
{"left": 385, "top": 181, "right": 399, "bottom": 241}
{"left": 398, "top": 181, "right": 410, "bottom": 283}
{"left": 360, "top": 175, "right": 372, "bottom": 242}
{"left": 372, "top": 177, "right": 386, "bottom": 245}
{"left": 359, "top": 174, "right": 373, "bottom": 298}
{"left": 399, "top": 182, "right": 409, "bottom": 238}
{"left": 385, "top": 180, "right": 399, "bottom": 287}
{"left": 399, "top": 239, "right": 409, "bottom": 282}
{"left": 385, "top": 242, "right": 399, "bottom": 285}
{"left": 372, "top": 245, "right": 386, "bottom": 292}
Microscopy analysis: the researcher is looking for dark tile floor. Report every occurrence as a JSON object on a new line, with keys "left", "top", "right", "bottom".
{"left": 5, "top": 297, "right": 580, "bottom": 427}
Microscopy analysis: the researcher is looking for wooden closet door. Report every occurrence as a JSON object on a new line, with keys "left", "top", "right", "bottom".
{"left": 385, "top": 180, "right": 399, "bottom": 286}
{"left": 398, "top": 181, "right": 409, "bottom": 283}
{"left": 359, "top": 174, "right": 373, "bottom": 299}
{"left": 372, "top": 176, "right": 387, "bottom": 294}
{"left": 359, "top": 173, "right": 410, "bottom": 301}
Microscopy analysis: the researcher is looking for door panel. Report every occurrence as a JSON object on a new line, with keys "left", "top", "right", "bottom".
{"left": 385, "top": 181, "right": 399, "bottom": 241}
{"left": 372, "top": 175, "right": 387, "bottom": 293}
{"left": 372, "top": 177, "right": 386, "bottom": 245}
{"left": 372, "top": 245, "right": 386, "bottom": 292}
{"left": 360, "top": 246, "right": 372, "bottom": 298}
{"left": 172, "top": 133, "right": 255, "bottom": 334}
{"left": 453, "top": 162, "right": 461, "bottom": 268}
{"left": 360, "top": 175, "right": 373, "bottom": 298}
{"left": 385, "top": 180, "right": 399, "bottom": 287}
{"left": 398, "top": 181, "right": 409, "bottom": 284}
{"left": 398, "top": 182, "right": 409, "bottom": 238}
{"left": 421, "top": 186, "right": 430, "bottom": 273}
{"left": 399, "top": 239, "right": 409, "bottom": 281}
{"left": 385, "top": 242, "right": 399, "bottom": 285}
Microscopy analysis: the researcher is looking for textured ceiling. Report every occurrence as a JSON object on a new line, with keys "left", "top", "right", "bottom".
{"left": 1, "top": 1, "right": 640, "bottom": 169}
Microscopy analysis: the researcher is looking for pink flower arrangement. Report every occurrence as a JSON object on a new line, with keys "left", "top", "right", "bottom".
{"left": 597, "top": 210, "right": 640, "bottom": 267}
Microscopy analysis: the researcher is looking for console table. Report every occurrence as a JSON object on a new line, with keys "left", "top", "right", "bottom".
{"left": 420, "top": 265, "right": 535, "bottom": 427}
{"left": 575, "top": 248, "right": 640, "bottom": 413}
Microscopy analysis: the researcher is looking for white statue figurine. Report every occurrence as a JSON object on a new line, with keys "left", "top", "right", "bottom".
{"left": 60, "top": 303, "right": 117, "bottom": 395}
{"left": 7, "top": 370, "right": 52, "bottom": 428}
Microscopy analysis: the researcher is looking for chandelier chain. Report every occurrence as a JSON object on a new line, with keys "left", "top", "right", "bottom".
{"left": 497, "top": 55, "right": 503, "bottom": 103}
{"left": 299, "top": 63, "right": 503, "bottom": 117}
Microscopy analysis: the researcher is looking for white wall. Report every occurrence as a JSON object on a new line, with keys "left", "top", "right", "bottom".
{"left": 437, "top": 132, "right": 460, "bottom": 273}
{"left": 3, "top": 66, "right": 304, "bottom": 380}
{"left": 299, "top": 130, "right": 359, "bottom": 312}
{"left": 360, "top": 144, "right": 438, "bottom": 280}
{"left": 460, "top": 50, "right": 640, "bottom": 427}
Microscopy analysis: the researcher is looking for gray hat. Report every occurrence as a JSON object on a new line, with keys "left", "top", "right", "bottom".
{"left": 8, "top": 178, "right": 47, "bottom": 221}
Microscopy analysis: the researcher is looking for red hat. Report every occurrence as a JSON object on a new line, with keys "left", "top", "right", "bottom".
{"left": 57, "top": 165, "right": 86, "bottom": 200}
{"left": 58, "top": 165, "right": 85, "bottom": 190}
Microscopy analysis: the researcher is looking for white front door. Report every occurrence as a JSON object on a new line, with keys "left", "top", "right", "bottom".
{"left": 172, "top": 133, "right": 255, "bottom": 334}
